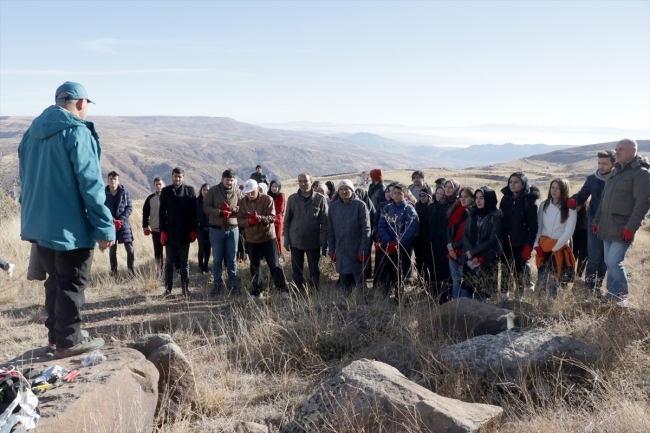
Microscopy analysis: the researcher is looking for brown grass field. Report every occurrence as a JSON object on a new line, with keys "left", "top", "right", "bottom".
{"left": 1, "top": 169, "right": 649, "bottom": 432}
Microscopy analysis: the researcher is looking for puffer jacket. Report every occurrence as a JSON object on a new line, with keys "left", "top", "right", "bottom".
{"left": 462, "top": 207, "right": 503, "bottom": 266}
{"left": 499, "top": 185, "right": 540, "bottom": 247}
{"left": 203, "top": 183, "right": 241, "bottom": 229}
{"left": 378, "top": 200, "right": 419, "bottom": 251}
{"left": 237, "top": 194, "right": 276, "bottom": 243}
{"left": 159, "top": 184, "right": 197, "bottom": 245}
{"left": 327, "top": 194, "right": 371, "bottom": 274}
{"left": 18, "top": 105, "right": 114, "bottom": 250}
{"left": 571, "top": 170, "right": 607, "bottom": 220}
{"left": 104, "top": 184, "right": 133, "bottom": 243}
{"left": 593, "top": 156, "right": 650, "bottom": 244}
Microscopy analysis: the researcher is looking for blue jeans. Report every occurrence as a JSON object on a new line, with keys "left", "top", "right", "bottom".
{"left": 537, "top": 267, "right": 560, "bottom": 297}
{"left": 210, "top": 227, "right": 239, "bottom": 289}
{"left": 585, "top": 220, "right": 607, "bottom": 292}
{"left": 603, "top": 240, "right": 630, "bottom": 301}
{"left": 449, "top": 259, "right": 470, "bottom": 299}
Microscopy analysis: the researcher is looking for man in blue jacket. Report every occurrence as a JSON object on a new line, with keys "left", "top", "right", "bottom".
{"left": 378, "top": 184, "right": 418, "bottom": 302}
{"left": 18, "top": 81, "right": 115, "bottom": 359}
{"left": 567, "top": 149, "right": 615, "bottom": 293}
{"left": 105, "top": 171, "right": 135, "bottom": 275}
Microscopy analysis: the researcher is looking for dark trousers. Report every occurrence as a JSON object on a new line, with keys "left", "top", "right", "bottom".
{"left": 165, "top": 243, "right": 190, "bottom": 290}
{"left": 340, "top": 272, "right": 365, "bottom": 297}
{"left": 462, "top": 262, "right": 499, "bottom": 301}
{"left": 109, "top": 242, "right": 135, "bottom": 273}
{"left": 373, "top": 248, "right": 391, "bottom": 294}
{"left": 197, "top": 228, "right": 211, "bottom": 269}
{"left": 152, "top": 231, "right": 164, "bottom": 269}
{"left": 386, "top": 246, "right": 413, "bottom": 298}
{"left": 572, "top": 228, "right": 589, "bottom": 278}
{"left": 414, "top": 240, "right": 433, "bottom": 285}
{"left": 500, "top": 243, "right": 533, "bottom": 294}
{"left": 37, "top": 245, "right": 93, "bottom": 350}
{"left": 290, "top": 247, "right": 321, "bottom": 290}
{"left": 247, "top": 239, "right": 287, "bottom": 295}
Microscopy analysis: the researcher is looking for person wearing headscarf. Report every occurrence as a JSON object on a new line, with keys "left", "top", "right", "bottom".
{"left": 413, "top": 186, "right": 434, "bottom": 285}
{"left": 258, "top": 182, "right": 268, "bottom": 195}
{"left": 317, "top": 183, "right": 331, "bottom": 205}
{"left": 434, "top": 186, "right": 445, "bottom": 204}
{"left": 325, "top": 181, "right": 336, "bottom": 200}
{"left": 461, "top": 186, "right": 503, "bottom": 300}
{"left": 269, "top": 180, "right": 286, "bottom": 260}
{"left": 499, "top": 172, "right": 540, "bottom": 297}
{"left": 427, "top": 179, "right": 462, "bottom": 301}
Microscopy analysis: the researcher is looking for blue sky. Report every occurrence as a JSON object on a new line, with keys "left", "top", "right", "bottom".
{"left": 1, "top": 1, "right": 648, "bottom": 133}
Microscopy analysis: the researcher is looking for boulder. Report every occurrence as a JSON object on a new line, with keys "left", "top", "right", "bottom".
{"left": 31, "top": 347, "right": 159, "bottom": 433}
{"left": 281, "top": 359, "right": 502, "bottom": 433}
{"left": 430, "top": 298, "right": 529, "bottom": 342}
{"left": 147, "top": 342, "right": 197, "bottom": 419}
{"left": 234, "top": 421, "right": 270, "bottom": 433}
{"left": 128, "top": 333, "right": 174, "bottom": 358}
{"left": 436, "top": 328, "right": 600, "bottom": 385}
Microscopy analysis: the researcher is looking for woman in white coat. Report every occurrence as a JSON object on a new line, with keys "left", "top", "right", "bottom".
{"left": 534, "top": 178, "right": 577, "bottom": 296}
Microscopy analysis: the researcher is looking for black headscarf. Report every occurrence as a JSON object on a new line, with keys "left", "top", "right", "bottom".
{"left": 325, "top": 181, "right": 335, "bottom": 198}
{"left": 268, "top": 180, "right": 282, "bottom": 198}
{"left": 475, "top": 186, "right": 498, "bottom": 217}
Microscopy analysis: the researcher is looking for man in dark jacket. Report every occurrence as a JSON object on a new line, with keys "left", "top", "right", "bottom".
{"left": 284, "top": 172, "right": 328, "bottom": 290}
{"left": 159, "top": 167, "right": 197, "bottom": 296}
{"left": 328, "top": 180, "right": 371, "bottom": 298}
{"left": 593, "top": 139, "right": 650, "bottom": 304}
{"left": 104, "top": 171, "right": 134, "bottom": 275}
{"left": 143, "top": 177, "right": 166, "bottom": 270}
{"left": 368, "top": 168, "right": 386, "bottom": 214}
{"left": 567, "top": 149, "right": 615, "bottom": 293}
{"left": 250, "top": 165, "right": 270, "bottom": 186}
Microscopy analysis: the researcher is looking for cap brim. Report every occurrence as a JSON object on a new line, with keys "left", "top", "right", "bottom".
{"left": 242, "top": 187, "right": 256, "bottom": 194}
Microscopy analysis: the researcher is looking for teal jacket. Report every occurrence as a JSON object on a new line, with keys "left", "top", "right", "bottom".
{"left": 18, "top": 105, "right": 115, "bottom": 251}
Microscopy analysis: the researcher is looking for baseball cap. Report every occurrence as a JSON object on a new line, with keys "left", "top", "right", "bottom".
{"left": 242, "top": 179, "right": 258, "bottom": 194}
{"left": 55, "top": 81, "right": 95, "bottom": 104}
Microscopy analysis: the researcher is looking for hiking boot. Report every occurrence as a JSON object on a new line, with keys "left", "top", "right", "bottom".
{"left": 54, "top": 336, "right": 105, "bottom": 359}
{"left": 228, "top": 286, "right": 240, "bottom": 296}
{"left": 209, "top": 285, "right": 222, "bottom": 297}
{"left": 182, "top": 284, "right": 192, "bottom": 297}
{"left": 163, "top": 289, "right": 172, "bottom": 298}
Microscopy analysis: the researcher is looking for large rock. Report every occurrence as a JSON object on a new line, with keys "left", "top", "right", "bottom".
{"left": 436, "top": 328, "right": 599, "bottom": 385}
{"left": 128, "top": 333, "right": 174, "bottom": 358}
{"left": 281, "top": 359, "right": 502, "bottom": 433}
{"left": 430, "top": 298, "right": 529, "bottom": 342}
{"left": 147, "top": 342, "right": 197, "bottom": 419}
{"left": 31, "top": 347, "right": 159, "bottom": 433}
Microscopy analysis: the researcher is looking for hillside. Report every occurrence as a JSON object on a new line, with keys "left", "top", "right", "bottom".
{"left": 0, "top": 116, "right": 442, "bottom": 199}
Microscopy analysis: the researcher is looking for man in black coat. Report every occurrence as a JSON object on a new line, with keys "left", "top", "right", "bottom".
{"left": 250, "top": 165, "right": 270, "bottom": 186}
{"left": 104, "top": 171, "right": 135, "bottom": 275}
{"left": 159, "top": 167, "right": 197, "bottom": 296}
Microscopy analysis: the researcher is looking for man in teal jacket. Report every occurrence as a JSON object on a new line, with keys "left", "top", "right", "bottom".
{"left": 18, "top": 81, "right": 115, "bottom": 358}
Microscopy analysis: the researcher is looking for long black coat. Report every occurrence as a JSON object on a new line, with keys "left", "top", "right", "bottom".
{"left": 104, "top": 184, "right": 133, "bottom": 244}
{"left": 499, "top": 185, "right": 540, "bottom": 247}
{"left": 159, "top": 184, "right": 197, "bottom": 245}
{"left": 427, "top": 200, "right": 454, "bottom": 286}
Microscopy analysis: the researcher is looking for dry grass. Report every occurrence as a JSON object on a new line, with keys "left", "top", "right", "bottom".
{"left": 1, "top": 185, "right": 650, "bottom": 432}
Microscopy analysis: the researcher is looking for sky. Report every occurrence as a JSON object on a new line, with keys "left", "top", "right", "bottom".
{"left": 1, "top": 1, "right": 649, "bottom": 138}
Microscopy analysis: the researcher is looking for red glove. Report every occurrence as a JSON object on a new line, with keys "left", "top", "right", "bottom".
{"left": 160, "top": 231, "right": 168, "bottom": 245}
{"left": 329, "top": 253, "right": 336, "bottom": 261}
{"left": 592, "top": 225, "right": 598, "bottom": 234}
{"left": 113, "top": 219, "right": 123, "bottom": 231}
{"left": 221, "top": 210, "right": 232, "bottom": 219}
{"left": 374, "top": 241, "right": 382, "bottom": 252}
{"left": 218, "top": 203, "right": 230, "bottom": 211}
{"left": 566, "top": 198, "right": 578, "bottom": 209}
{"left": 477, "top": 257, "right": 485, "bottom": 265}
{"left": 358, "top": 253, "right": 366, "bottom": 263}
{"left": 622, "top": 228, "right": 635, "bottom": 241}
{"left": 189, "top": 231, "right": 197, "bottom": 242}
{"left": 534, "top": 246, "right": 544, "bottom": 257}
{"left": 386, "top": 241, "right": 398, "bottom": 255}
{"left": 521, "top": 245, "right": 532, "bottom": 261}
{"left": 143, "top": 229, "right": 151, "bottom": 236}
{"left": 247, "top": 214, "right": 259, "bottom": 226}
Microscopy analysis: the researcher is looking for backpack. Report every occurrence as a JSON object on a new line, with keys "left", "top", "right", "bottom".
{"left": 0, "top": 366, "right": 39, "bottom": 433}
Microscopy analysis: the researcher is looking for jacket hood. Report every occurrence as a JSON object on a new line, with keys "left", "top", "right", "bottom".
{"left": 594, "top": 169, "right": 608, "bottom": 182}
{"left": 501, "top": 184, "right": 541, "bottom": 201}
{"left": 355, "top": 188, "right": 368, "bottom": 200}
{"left": 28, "top": 105, "right": 98, "bottom": 141}
{"left": 623, "top": 155, "right": 650, "bottom": 170}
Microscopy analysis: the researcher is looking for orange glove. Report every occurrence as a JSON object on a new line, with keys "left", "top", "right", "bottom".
{"left": 143, "top": 229, "right": 151, "bottom": 236}
{"left": 329, "top": 253, "right": 336, "bottom": 261}
{"left": 189, "top": 231, "right": 197, "bottom": 242}
{"left": 622, "top": 228, "right": 634, "bottom": 241}
{"left": 386, "top": 241, "right": 398, "bottom": 255}
{"left": 358, "top": 253, "right": 366, "bottom": 263}
{"left": 160, "top": 231, "right": 168, "bottom": 245}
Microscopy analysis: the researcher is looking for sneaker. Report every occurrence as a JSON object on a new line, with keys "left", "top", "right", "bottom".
{"left": 616, "top": 298, "right": 629, "bottom": 308}
{"left": 54, "top": 336, "right": 105, "bottom": 359}
{"left": 6, "top": 264, "right": 15, "bottom": 278}
{"left": 281, "top": 291, "right": 290, "bottom": 300}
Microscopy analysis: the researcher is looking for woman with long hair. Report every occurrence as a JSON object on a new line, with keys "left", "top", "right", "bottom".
{"left": 461, "top": 187, "right": 503, "bottom": 300}
{"left": 428, "top": 179, "right": 462, "bottom": 301}
{"left": 413, "top": 187, "right": 434, "bottom": 285}
{"left": 446, "top": 186, "right": 475, "bottom": 299}
{"left": 499, "top": 172, "right": 540, "bottom": 297}
{"left": 434, "top": 186, "right": 445, "bottom": 204}
{"left": 268, "top": 180, "right": 286, "bottom": 262}
{"left": 534, "top": 178, "right": 577, "bottom": 297}
{"left": 196, "top": 183, "right": 211, "bottom": 273}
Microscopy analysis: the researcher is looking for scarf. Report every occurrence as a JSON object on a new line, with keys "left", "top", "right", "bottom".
{"left": 220, "top": 182, "right": 234, "bottom": 198}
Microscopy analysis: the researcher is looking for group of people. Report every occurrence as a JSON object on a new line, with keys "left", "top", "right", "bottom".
{"left": 12, "top": 81, "right": 650, "bottom": 361}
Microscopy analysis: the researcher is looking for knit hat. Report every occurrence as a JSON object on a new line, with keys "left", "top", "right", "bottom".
{"left": 317, "top": 183, "right": 329, "bottom": 195}
{"left": 338, "top": 179, "right": 354, "bottom": 191}
{"left": 369, "top": 168, "right": 383, "bottom": 182}
{"left": 419, "top": 186, "right": 433, "bottom": 198}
